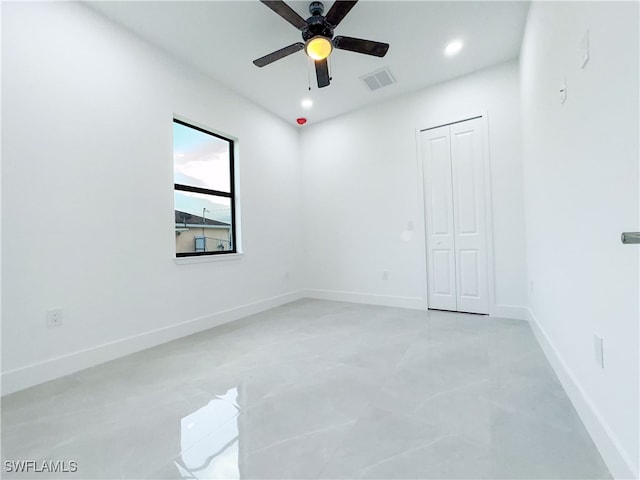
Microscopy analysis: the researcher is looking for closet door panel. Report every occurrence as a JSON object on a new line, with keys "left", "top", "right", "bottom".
{"left": 422, "top": 125, "right": 457, "bottom": 311}
{"left": 450, "top": 118, "right": 489, "bottom": 314}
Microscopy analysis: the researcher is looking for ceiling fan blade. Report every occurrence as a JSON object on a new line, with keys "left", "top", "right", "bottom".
{"left": 253, "top": 42, "right": 304, "bottom": 67}
{"left": 324, "top": 1, "right": 358, "bottom": 28}
{"left": 260, "top": 1, "right": 307, "bottom": 30}
{"left": 315, "top": 58, "right": 330, "bottom": 88}
{"left": 333, "top": 35, "right": 389, "bottom": 57}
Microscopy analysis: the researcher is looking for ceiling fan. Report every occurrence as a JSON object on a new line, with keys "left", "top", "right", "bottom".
{"left": 253, "top": 0, "right": 390, "bottom": 88}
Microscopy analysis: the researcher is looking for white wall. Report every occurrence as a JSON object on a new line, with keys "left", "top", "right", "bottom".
{"left": 520, "top": 2, "right": 639, "bottom": 478}
{"left": 1, "top": 2, "right": 303, "bottom": 394}
{"left": 300, "top": 61, "right": 527, "bottom": 316}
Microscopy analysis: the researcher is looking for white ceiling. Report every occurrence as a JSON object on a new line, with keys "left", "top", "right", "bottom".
{"left": 87, "top": 1, "right": 530, "bottom": 126}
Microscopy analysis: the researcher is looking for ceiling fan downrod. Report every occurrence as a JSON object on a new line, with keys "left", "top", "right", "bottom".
{"left": 309, "top": 1, "right": 324, "bottom": 16}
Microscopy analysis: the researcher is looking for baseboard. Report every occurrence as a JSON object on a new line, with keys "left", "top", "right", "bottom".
{"left": 492, "top": 303, "right": 528, "bottom": 320}
{"left": 1, "top": 290, "right": 304, "bottom": 397}
{"left": 303, "top": 289, "right": 426, "bottom": 310}
{"left": 527, "top": 308, "right": 637, "bottom": 479}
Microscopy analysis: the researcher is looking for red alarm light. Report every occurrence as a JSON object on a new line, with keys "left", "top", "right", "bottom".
{"left": 296, "top": 118, "right": 307, "bottom": 125}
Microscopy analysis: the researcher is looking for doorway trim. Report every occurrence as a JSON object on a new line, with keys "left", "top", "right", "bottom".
{"left": 415, "top": 110, "right": 498, "bottom": 316}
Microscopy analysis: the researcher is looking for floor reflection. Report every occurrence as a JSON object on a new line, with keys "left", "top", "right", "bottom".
{"left": 1, "top": 301, "right": 610, "bottom": 479}
{"left": 173, "top": 387, "right": 240, "bottom": 479}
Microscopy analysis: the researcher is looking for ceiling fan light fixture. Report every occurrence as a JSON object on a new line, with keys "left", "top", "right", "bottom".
{"left": 254, "top": 1, "right": 390, "bottom": 89}
{"left": 305, "top": 36, "right": 333, "bottom": 61}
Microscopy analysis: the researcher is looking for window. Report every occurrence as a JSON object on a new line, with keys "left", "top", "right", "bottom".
{"left": 173, "top": 119, "right": 236, "bottom": 256}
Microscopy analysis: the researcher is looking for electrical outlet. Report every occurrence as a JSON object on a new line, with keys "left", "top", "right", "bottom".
{"left": 594, "top": 334, "right": 604, "bottom": 368}
{"left": 407, "top": 221, "right": 414, "bottom": 231}
{"left": 47, "top": 309, "right": 63, "bottom": 327}
{"left": 382, "top": 271, "right": 389, "bottom": 281}
{"left": 560, "top": 76, "right": 567, "bottom": 104}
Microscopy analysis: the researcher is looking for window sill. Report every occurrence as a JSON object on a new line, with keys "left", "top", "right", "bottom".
{"left": 174, "top": 253, "right": 244, "bottom": 265}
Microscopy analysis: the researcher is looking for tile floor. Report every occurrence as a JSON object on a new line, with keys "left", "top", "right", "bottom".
{"left": 1, "top": 299, "right": 610, "bottom": 479}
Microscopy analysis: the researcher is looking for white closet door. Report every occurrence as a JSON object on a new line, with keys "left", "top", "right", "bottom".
{"left": 421, "top": 117, "right": 489, "bottom": 314}
{"left": 422, "top": 125, "right": 457, "bottom": 311}
{"left": 450, "top": 118, "right": 489, "bottom": 314}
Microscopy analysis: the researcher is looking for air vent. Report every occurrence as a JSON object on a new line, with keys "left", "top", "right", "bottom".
{"left": 360, "top": 67, "right": 396, "bottom": 91}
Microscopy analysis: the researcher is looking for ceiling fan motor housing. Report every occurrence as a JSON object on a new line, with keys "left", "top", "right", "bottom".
{"left": 302, "top": 12, "right": 334, "bottom": 41}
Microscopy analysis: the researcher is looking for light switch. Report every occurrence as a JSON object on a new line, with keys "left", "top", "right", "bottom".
{"left": 594, "top": 334, "right": 604, "bottom": 368}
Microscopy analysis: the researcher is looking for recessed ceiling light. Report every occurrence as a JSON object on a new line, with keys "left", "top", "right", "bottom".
{"left": 444, "top": 40, "right": 464, "bottom": 57}
{"left": 301, "top": 98, "right": 313, "bottom": 109}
